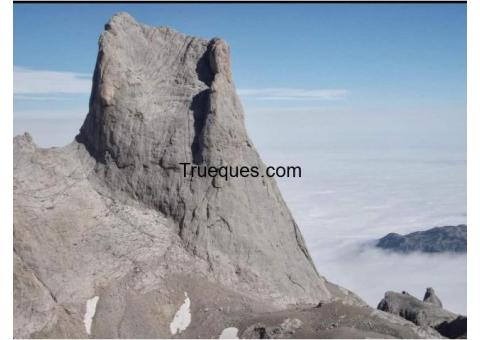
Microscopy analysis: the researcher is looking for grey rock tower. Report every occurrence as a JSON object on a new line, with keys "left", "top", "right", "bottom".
{"left": 77, "top": 12, "right": 336, "bottom": 305}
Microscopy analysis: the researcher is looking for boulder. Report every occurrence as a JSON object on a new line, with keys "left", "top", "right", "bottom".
{"left": 377, "top": 289, "right": 466, "bottom": 338}
{"left": 423, "top": 287, "right": 443, "bottom": 308}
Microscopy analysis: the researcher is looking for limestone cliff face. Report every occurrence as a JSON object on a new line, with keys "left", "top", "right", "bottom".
{"left": 77, "top": 12, "right": 331, "bottom": 305}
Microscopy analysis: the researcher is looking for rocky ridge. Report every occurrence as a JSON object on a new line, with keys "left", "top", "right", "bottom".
{"left": 376, "top": 225, "right": 467, "bottom": 253}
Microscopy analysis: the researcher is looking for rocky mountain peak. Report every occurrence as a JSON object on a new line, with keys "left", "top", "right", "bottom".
{"left": 75, "top": 12, "right": 340, "bottom": 306}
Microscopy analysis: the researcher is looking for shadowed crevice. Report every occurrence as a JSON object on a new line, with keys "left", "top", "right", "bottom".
{"left": 190, "top": 89, "right": 210, "bottom": 165}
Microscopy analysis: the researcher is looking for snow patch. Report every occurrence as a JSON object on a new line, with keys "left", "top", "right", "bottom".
{"left": 281, "top": 318, "right": 303, "bottom": 331}
{"left": 169, "top": 292, "right": 191, "bottom": 335}
{"left": 219, "top": 327, "right": 239, "bottom": 339}
{"left": 83, "top": 296, "right": 99, "bottom": 335}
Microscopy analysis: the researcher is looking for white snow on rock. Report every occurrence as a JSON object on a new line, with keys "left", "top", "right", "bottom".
{"left": 83, "top": 296, "right": 99, "bottom": 335}
{"left": 169, "top": 292, "right": 191, "bottom": 335}
{"left": 281, "top": 317, "right": 303, "bottom": 330}
{"left": 219, "top": 327, "right": 239, "bottom": 339}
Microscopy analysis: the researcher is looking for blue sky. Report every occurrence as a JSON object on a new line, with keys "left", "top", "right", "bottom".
{"left": 13, "top": 3, "right": 466, "bottom": 147}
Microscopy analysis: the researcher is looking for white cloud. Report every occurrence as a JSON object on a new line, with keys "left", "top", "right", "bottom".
{"left": 14, "top": 110, "right": 86, "bottom": 119}
{"left": 237, "top": 88, "right": 348, "bottom": 100}
{"left": 13, "top": 94, "right": 84, "bottom": 101}
{"left": 13, "top": 68, "right": 347, "bottom": 102}
{"left": 13, "top": 66, "right": 92, "bottom": 95}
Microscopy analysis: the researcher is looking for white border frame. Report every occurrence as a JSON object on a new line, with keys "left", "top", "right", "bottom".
{"left": 1, "top": 0, "right": 13, "bottom": 339}
{"left": 2, "top": 1, "right": 477, "bottom": 339}
{"left": 467, "top": 0, "right": 478, "bottom": 338}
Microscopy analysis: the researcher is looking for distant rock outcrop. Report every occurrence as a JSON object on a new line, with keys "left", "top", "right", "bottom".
{"left": 376, "top": 225, "right": 467, "bottom": 253}
{"left": 13, "top": 12, "right": 444, "bottom": 338}
{"left": 378, "top": 289, "right": 467, "bottom": 338}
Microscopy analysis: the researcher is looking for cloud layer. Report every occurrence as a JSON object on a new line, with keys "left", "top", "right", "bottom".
{"left": 13, "top": 67, "right": 347, "bottom": 103}
{"left": 13, "top": 67, "right": 92, "bottom": 95}
{"left": 238, "top": 88, "right": 348, "bottom": 100}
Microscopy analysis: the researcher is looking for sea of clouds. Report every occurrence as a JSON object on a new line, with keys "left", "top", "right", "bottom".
{"left": 245, "top": 106, "right": 466, "bottom": 314}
